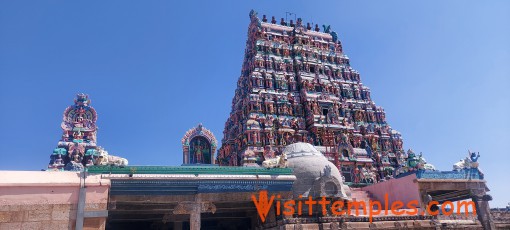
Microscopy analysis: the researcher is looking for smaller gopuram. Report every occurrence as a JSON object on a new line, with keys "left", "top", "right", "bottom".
{"left": 181, "top": 124, "right": 217, "bottom": 165}
{"left": 48, "top": 93, "right": 99, "bottom": 170}
{"left": 48, "top": 93, "right": 127, "bottom": 171}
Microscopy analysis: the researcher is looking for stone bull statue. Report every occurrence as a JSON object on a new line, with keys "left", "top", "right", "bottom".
{"left": 453, "top": 150, "right": 480, "bottom": 171}
{"left": 262, "top": 152, "right": 287, "bottom": 169}
{"left": 96, "top": 148, "right": 128, "bottom": 167}
{"left": 453, "top": 157, "right": 471, "bottom": 171}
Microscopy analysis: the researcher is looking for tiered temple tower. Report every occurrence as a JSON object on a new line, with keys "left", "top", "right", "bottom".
{"left": 217, "top": 10, "right": 407, "bottom": 184}
{"left": 48, "top": 93, "right": 100, "bottom": 170}
{"left": 48, "top": 94, "right": 128, "bottom": 170}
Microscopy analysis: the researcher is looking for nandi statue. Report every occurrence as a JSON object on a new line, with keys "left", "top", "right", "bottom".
{"left": 96, "top": 148, "right": 128, "bottom": 167}
{"left": 417, "top": 153, "right": 436, "bottom": 171}
{"left": 453, "top": 150, "right": 480, "bottom": 171}
{"left": 262, "top": 152, "right": 287, "bottom": 169}
{"left": 453, "top": 157, "right": 470, "bottom": 171}
{"left": 422, "top": 163, "right": 436, "bottom": 171}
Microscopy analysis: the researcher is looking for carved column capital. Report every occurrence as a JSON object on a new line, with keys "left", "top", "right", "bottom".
{"left": 172, "top": 201, "right": 216, "bottom": 215}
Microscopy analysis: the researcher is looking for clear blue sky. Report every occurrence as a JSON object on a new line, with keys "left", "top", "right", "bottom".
{"left": 1, "top": 1, "right": 509, "bottom": 207}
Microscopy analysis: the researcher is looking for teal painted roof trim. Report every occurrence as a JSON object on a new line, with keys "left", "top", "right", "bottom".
{"left": 87, "top": 165, "right": 293, "bottom": 175}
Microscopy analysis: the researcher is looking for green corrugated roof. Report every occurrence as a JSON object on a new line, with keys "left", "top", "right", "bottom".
{"left": 87, "top": 165, "right": 293, "bottom": 175}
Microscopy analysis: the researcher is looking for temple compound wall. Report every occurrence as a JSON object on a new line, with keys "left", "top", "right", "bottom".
{"left": 362, "top": 173, "right": 421, "bottom": 208}
{"left": 0, "top": 171, "right": 109, "bottom": 230}
{"left": 1, "top": 168, "right": 508, "bottom": 229}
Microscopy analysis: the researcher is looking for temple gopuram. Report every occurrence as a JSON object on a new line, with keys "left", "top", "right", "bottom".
{"left": 1, "top": 10, "right": 509, "bottom": 230}
{"left": 217, "top": 10, "right": 405, "bottom": 185}
{"left": 47, "top": 93, "right": 128, "bottom": 171}
{"left": 48, "top": 93, "right": 99, "bottom": 170}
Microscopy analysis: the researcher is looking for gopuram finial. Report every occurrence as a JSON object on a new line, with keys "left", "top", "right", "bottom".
{"left": 249, "top": 9, "right": 261, "bottom": 26}
{"left": 249, "top": 9, "right": 258, "bottom": 20}
{"left": 74, "top": 93, "right": 90, "bottom": 106}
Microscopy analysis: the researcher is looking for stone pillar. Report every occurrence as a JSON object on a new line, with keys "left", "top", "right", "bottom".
{"left": 190, "top": 194, "right": 201, "bottom": 230}
{"left": 474, "top": 194, "right": 496, "bottom": 230}
{"left": 172, "top": 194, "right": 216, "bottom": 230}
{"left": 184, "top": 149, "right": 189, "bottom": 164}
{"left": 76, "top": 172, "right": 86, "bottom": 230}
{"left": 419, "top": 191, "right": 432, "bottom": 216}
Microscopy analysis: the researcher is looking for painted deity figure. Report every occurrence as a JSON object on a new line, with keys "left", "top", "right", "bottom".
{"left": 190, "top": 137, "right": 212, "bottom": 164}
{"left": 253, "top": 132, "right": 260, "bottom": 145}
{"left": 340, "top": 132, "right": 349, "bottom": 145}
{"left": 55, "top": 155, "right": 64, "bottom": 166}
{"left": 360, "top": 167, "right": 376, "bottom": 183}
{"left": 195, "top": 143, "right": 203, "bottom": 163}
{"left": 263, "top": 145, "right": 275, "bottom": 160}
{"left": 406, "top": 149, "right": 420, "bottom": 170}
{"left": 73, "top": 131, "right": 83, "bottom": 141}
{"left": 290, "top": 118, "right": 298, "bottom": 131}
{"left": 267, "top": 116, "right": 274, "bottom": 127}
{"left": 469, "top": 150, "right": 480, "bottom": 163}
{"left": 312, "top": 101, "right": 320, "bottom": 115}
{"left": 283, "top": 132, "right": 292, "bottom": 145}
{"left": 297, "top": 117, "right": 305, "bottom": 129}
{"left": 267, "top": 102, "right": 274, "bottom": 113}
{"left": 267, "top": 131, "right": 275, "bottom": 145}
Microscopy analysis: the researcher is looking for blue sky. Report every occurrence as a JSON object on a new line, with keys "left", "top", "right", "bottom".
{"left": 1, "top": 1, "right": 509, "bottom": 207}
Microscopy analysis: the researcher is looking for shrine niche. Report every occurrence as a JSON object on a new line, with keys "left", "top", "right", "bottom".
{"left": 182, "top": 124, "right": 217, "bottom": 165}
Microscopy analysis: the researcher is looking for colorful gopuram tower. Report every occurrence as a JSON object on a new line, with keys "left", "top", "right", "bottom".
{"left": 48, "top": 93, "right": 99, "bottom": 170}
{"left": 217, "top": 10, "right": 407, "bottom": 184}
{"left": 48, "top": 93, "right": 128, "bottom": 170}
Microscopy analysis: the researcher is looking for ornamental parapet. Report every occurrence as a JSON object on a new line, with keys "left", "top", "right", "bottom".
{"left": 396, "top": 168, "right": 483, "bottom": 180}
{"left": 416, "top": 168, "right": 483, "bottom": 180}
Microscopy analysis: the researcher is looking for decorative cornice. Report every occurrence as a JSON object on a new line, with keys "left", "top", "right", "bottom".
{"left": 88, "top": 165, "right": 293, "bottom": 176}
{"left": 109, "top": 178, "right": 294, "bottom": 195}
{"left": 101, "top": 173, "right": 296, "bottom": 181}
